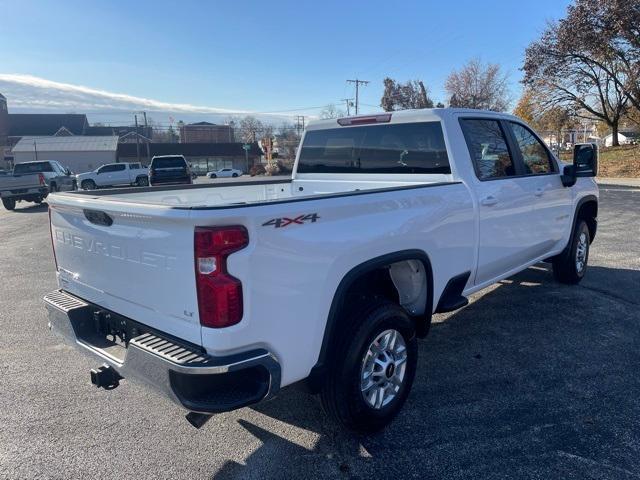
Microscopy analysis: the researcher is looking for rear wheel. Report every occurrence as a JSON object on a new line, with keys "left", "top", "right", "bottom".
{"left": 210, "top": 174, "right": 217, "bottom": 179}
{"left": 552, "top": 219, "right": 590, "bottom": 284}
{"left": 320, "top": 301, "right": 418, "bottom": 433}
{"left": 2, "top": 198, "right": 16, "bottom": 211}
{"left": 81, "top": 180, "right": 97, "bottom": 190}
{"left": 136, "top": 176, "right": 149, "bottom": 187}
{"left": 232, "top": 173, "right": 238, "bottom": 177}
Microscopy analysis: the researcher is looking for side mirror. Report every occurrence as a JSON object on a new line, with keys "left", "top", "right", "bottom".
{"left": 574, "top": 143, "right": 598, "bottom": 177}
{"left": 561, "top": 143, "right": 598, "bottom": 187}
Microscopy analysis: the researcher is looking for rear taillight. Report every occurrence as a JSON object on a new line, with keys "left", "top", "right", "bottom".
{"left": 38, "top": 173, "right": 46, "bottom": 186}
{"left": 49, "top": 207, "right": 58, "bottom": 271}
{"left": 194, "top": 226, "right": 249, "bottom": 328}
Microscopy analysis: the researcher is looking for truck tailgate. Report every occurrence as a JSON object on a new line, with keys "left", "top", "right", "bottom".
{"left": 49, "top": 197, "right": 202, "bottom": 345}
{"left": 0, "top": 174, "right": 42, "bottom": 192}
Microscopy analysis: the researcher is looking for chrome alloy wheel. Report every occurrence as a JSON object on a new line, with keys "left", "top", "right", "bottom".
{"left": 576, "top": 231, "right": 588, "bottom": 273}
{"left": 360, "top": 329, "right": 408, "bottom": 409}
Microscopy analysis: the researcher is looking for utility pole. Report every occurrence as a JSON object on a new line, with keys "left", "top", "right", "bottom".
{"left": 295, "top": 115, "right": 306, "bottom": 137}
{"left": 33, "top": 140, "right": 38, "bottom": 161}
{"left": 142, "top": 111, "right": 150, "bottom": 163}
{"left": 341, "top": 98, "right": 353, "bottom": 116}
{"left": 134, "top": 114, "right": 140, "bottom": 163}
{"left": 346, "top": 79, "right": 369, "bottom": 115}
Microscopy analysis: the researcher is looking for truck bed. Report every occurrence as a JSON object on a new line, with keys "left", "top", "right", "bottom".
{"left": 55, "top": 175, "right": 454, "bottom": 209}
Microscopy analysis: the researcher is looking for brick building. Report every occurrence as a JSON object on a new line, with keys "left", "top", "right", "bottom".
{"left": 179, "top": 121, "right": 234, "bottom": 143}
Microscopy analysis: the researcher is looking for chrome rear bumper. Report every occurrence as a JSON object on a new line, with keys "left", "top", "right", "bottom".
{"left": 43, "top": 289, "right": 281, "bottom": 414}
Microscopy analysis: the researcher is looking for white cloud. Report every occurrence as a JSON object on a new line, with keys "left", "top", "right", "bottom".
{"left": 0, "top": 74, "right": 252, "bottom": 115}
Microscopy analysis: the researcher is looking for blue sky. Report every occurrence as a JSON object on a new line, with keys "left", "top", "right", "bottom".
{"left": 0, "top": 0, "right": 571, "bottom": 122}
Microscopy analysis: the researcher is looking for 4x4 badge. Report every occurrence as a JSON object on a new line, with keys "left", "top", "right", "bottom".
{"left": 262, "top": 213, "right": 320, "bottom": 228}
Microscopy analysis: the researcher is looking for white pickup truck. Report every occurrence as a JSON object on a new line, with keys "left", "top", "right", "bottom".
{"left": 76, "top": 162, "right": 149, "bottom": 190}
{"left": 44, "top": 109, "right": 598, "bottom": 432}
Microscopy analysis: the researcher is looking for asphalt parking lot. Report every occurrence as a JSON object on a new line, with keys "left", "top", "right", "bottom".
{"left": 0, "top": 185, "right": 639, "bottom": 480}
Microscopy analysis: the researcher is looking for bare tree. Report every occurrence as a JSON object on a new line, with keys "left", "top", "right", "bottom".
{"left": 238, "top": 116, "right": 264, "bottom": 143}
{"left": 555, "top": 0, "right": 640, "bottom": 113}
{"left": 381, "top": 78, "right": 434, "bottom": 111}
{"left": 445, "top": 58, "right": 511, "bottom": 111}
{"left": 275, "top": 122, "right": 301, "bottom": 161}
{"left": 320, "top": 104, "right": 345, "bottom": 119}
{"left": 523, "top": 20, "right": 630, "bottom": 146}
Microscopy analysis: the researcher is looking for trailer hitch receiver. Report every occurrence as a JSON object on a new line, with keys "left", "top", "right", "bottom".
{"left": 90, "top": 364, "right": 122, "bottom": 390}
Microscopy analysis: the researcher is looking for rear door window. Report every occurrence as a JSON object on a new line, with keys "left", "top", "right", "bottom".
{"left": 13, "top": 162, "right": 54, "bottom": 174}
{"left": 297, "top": 122, "right": 451, "bottom": 174}
{"left": 460, "top": 119, "right": 517, "bottom": 180}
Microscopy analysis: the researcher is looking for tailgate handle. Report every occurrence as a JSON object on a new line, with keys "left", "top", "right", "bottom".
{"left": 83, "top": 209, "right": 113, "bottom": 226}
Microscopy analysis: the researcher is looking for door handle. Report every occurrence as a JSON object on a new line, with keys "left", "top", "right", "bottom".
{"left": 480, "top": 195, "right": 498, "bottom": 206}
{"left": 534, "top": 187, "right": 545, "bottom": 197}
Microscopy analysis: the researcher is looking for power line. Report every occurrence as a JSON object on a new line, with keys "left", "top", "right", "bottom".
{"left": 346, "top": 79, "right": 369, "bottom": 115}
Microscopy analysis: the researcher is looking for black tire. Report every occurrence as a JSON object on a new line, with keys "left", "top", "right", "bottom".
{"left": 71, "top": 180, "right": 77, "bottom": 190}
{"left": 33, "top": 197, "right": 43, "bottom": 204}
{"left": 232, "top": 173, "right": 238, "bottom": 177}
{"left": 210, "top": 174, "right": 217, "bottom": 179}
{"left": 320, "top": 300, "right": 418, "bottom": 433}
{"left": 552, "top": 219, "right": 590, "bottom": 284}
{"left": 81, "top": 180, "right": 96, "bottom": 190}
{"left": 2, "top": 197, "right": 16, "bottom": 211}
{"left": 49, "top": 182, "right": 57, "bottom": 193}
{"left": 136, "top": 176, "right": 149, "bottom": 187}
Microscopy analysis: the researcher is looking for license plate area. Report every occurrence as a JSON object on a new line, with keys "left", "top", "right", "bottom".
{"left": 73, "top": 310, "right": 141, "bottom": 363}
{"left": 78, "top": 310, "right": 145, "bottom": 363}
{"left": 69, "top": 303, "right": 206, "bottom": 365}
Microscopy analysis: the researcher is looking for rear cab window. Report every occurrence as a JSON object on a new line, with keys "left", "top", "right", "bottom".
{"left": 151, "top": 157, "right": 187, "bottom": 169}
{"left": 297, "top": 122, "right": 451, "bottom": 174}
{"left": 14, "top": 162, "right": 54, "bottom": 174}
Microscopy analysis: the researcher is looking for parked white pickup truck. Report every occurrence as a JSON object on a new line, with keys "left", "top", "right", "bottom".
{"left": 76, "top": 162, "right": 149, "bottom": 190}
{"left": 44, "top": 109, "right": 598, "bottom": 432}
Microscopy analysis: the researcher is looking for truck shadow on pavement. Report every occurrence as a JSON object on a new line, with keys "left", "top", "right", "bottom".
{"left": 215, "top": 264, "right": 640, "bottom": 479}
{"left": 7, "top": 202, "right": 49, "bottom": 213}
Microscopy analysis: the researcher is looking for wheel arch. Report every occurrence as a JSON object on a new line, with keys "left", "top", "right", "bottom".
{"left": 574, "top": 195, "right": 598, "bottom": 243}
{"left": 306, "top": 249, "right": 433, "bottom": 393}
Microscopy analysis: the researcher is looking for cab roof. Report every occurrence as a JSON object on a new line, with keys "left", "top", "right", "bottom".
{"left": 305, "top": 108, "right": 520, "bottom": 131}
